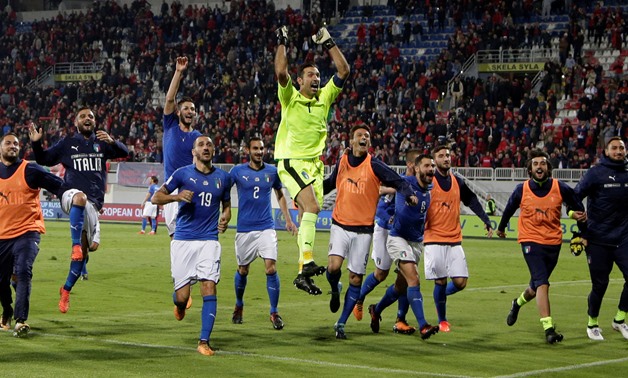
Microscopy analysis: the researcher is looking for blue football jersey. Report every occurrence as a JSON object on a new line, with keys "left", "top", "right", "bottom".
{"left": 164, "top": 165, "right": 231, "bottom": 241}
{"left": 32, "top": 134, "right": 129, "bottom": 210}
{"left": 374, "top": 193, "right": 395, "bottom": 230}
{"left": 147, "top": 183, "right": 160, "bottom": 202}
{"left": 162, "top": 113, "right": 202, "bottom": 179}
{"left": 390, "top": 175, "right": 432, "bottom": 242}
{"left": 230, "top": 163, "right": 282, "bottom": 232}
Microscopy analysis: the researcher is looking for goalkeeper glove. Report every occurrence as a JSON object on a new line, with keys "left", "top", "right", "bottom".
{"left": 570, "top": 232, "right": 585, "bottom": 256}
{"left": 276, "top": 26, "right": 288, "bottom": 46}
{"left": 312, "top": 27, "right": 336, "bottom": 50}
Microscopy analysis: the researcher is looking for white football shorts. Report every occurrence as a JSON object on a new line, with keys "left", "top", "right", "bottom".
{"left": 163, "top": 189, "right": 179, "bottom": 236}
{"left": 423, "top": 244, "right": 468, "bottom": 280}
{"left": 61, "top": 188, "right": 100, "bottom": 247}
{"left": 328, "top": 224, "right": 372, "bottom": 275}
{"left": 142, "top": 201, "right": 158, "bottom": 218}
{"left": 371, "top": 223, "right": 393, "bottom": 271}
{"left": 170, "top": 239, "right": 221, "bottom": 290}
{"left": 235, "top": 229, "right": 278, "bottom": 266}
{"left": 386, "top": 235, "right": 423, "bottom": 264}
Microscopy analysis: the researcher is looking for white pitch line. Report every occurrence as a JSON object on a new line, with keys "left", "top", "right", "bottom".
{"left": 35, "top": 332, "right": 473, "bottom": 378}
{"left": 491, "top": 356, "right": 628, "bottom": 378}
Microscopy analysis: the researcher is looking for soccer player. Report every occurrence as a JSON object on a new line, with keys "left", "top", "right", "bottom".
{"left": 497, "top": 149, "right": 585, "bottom": 344}
{"left": 423, "top": 145, "right": 493, "bottom": 332}
{"left": 229, "top": 137, "right": 297, "bottom": 330}
{"left": 368, "top": 154, "right": 440, "bottom": 340}
{"left": 573, "top": 137, "right": 628, "bottom": 341}
{"left": 274, "top": 25, "right": 350, "bottom": 295}
{"left": 152, "top": 135, "right": 231, "bottom": 357}
{"left": 163, "top": 56, "right": 202, "bottom": 237}
{"left": 139, "top": 175, "right": 160, "bottom": 235}
{"left": 322, "top": 125, "right": 417, "bottom": 339}
{"left": 0, "top": 132, "right": 68, "bottom": 337}
{"left": 29, "top": 107, "right": 129, "bottom": 313}
{"left": 353, "top": 149, "right": 420, "bottom": 335}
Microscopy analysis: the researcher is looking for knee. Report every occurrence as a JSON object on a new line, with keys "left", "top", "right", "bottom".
{"left": 374, "top": 268, "right": 389, "bottom": 282}
{"left": 238, "top": 266, "right": 250, "bottom": 276}
{"left": 73, "top": 192, "right": 88, "bottom": 207}
{"left": 454, "top": 278, "right": 467, "bottom": 290}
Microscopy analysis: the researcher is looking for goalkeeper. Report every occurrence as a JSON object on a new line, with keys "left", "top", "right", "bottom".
{"left": 496, "top": 150, "right": 585, "bottom": 344}
{"left": 573, "top": 136, "right": 628, "bottom": 341}
{"left": 273, "top": 25, "right": 350, "bottom": 296}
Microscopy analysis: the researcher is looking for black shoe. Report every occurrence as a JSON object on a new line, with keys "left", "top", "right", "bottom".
{"left": 293, "top": 274, "right": 322, "bottom": 295}
{"left": 232, "top": 305, "right": 243, "bottom": 324}
{"left": 545, "top": 327, "right": 564, "bottom": 344}
{"left": 329, "top": 284, "right": 341, "bottom": 313}
{"left": 419, "top": 324, "right": 440, "bottom": 340}
{"left": 506, "top": 299, "right": 520, "bottom": 326}
{"left": 334, "top": 323, "right": 347, "bottom": 339}
{"left": 368, "top": 304, "right": 381, "bottom": 333}
{"left": 270, "top": 312, "right": 284, "bottom": 330}
{"left": 301, "top": 261, "right": 326, "bottom": 277}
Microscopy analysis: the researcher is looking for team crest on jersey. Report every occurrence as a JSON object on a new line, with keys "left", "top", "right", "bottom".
{"left": 203, "top": 180, "right": 208, "bottom": 186}
{"left": 523, "top": 246, "right": 531, "bottom": 254}
{"left": 265, "top": 174, "right": 271, "bottom": 182}
{"left": 302, "top": 171, "right": 309, "bottom": 180}
{"left": 214, "top": 178, "right": 221, "bottom": 188}
{"left": 93, "top": 143, "right": 101, "bottom": 153}
{"left": 254, "top": 177, "right": 260, "bottom": 182}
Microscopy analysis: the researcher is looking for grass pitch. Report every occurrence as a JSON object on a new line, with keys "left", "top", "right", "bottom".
{"left": 1, "top": 221, "right": 627, "bottom": 377}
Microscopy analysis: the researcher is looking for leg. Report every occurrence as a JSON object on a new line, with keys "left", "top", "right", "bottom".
{"left": 327, "top": 254, "right": 344, "bottom": 313}
{"left": 586, "top": 243, "right": 614, "bottom": 321}
{"left": 59, "top": 191, "right": 89, "bottom": 313}
{"left": 197, "top": 279, "right": 217, "bottom": 356}
{"left": 0, "top": 243, "right": 14, "bottom": 329}
{"left": 334, "top": 271, "right": 363, "bottom": 339}
{"left": 140, "top": 217, "right": 147, "bottom": 233}
{"left": 398, "top": 261, "right": 438, "bottom": 339}
{"left": 232, "top": 264, "right": 249, "bottom": 324}
{"left": 12, "top": 233, "right": 40, "bottom": 326}
{"left": 295, "top": 184, "right": 321, "bottom": 275}
{"left": 264, "top": 259, "right": 283, "bottom": 330}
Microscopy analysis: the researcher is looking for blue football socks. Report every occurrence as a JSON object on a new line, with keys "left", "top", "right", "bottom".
{"left": 266, "top": 272, "right": 280, "bottom": 314}
{"left": 200, "top": 295, "right": 217, "bottom": 342}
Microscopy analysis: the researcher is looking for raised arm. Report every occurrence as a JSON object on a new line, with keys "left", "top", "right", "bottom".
{"left": 312, "top": 27, "right": 350, "bottom": 80}
{"left": 164, "top": 56, "right": 188, "bottom": 115}
{"left": 274, "top": 26, "right": 290, "bottom": 87}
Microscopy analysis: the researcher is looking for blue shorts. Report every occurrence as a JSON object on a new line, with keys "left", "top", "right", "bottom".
{"left": 521, "top": 242, "right": 561, "bottom": 290}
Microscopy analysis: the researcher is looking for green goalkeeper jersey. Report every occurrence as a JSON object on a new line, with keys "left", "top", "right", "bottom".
{"left": 274, "top": 76, "right": 343, "bottom": 160}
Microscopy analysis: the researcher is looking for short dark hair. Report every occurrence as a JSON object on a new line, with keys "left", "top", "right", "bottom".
{"left": 349, "top": 124, "right": 370, "bottom": 139}
{"left": 247, "top": 137, "right": 263, "bottom": 148}
{"left": 432, "top": 145, "right": 450, "bottom": 156}
{"left": 150, "top": 176, "right": 159, "bottom": 183}
{"left": 414, "top": 154, "right": 433, "bottom": 166}
{"left": 177, "top": 96, "right": 195, "bottom": 108}
{"left": 74, "top": 106, "right": 93, "bottom": 120}
{"left": 193, "top": 134, "right": 212, "bottom": 148}
{"left": 606, "top": 136, "right": 624, "bottom": 148}
{"left": 1, "top": 132, "right": 19, "bottom": 142}
{"left": 298, "top": 62, "right": 318, "bottom": 78}
{"left": 526, "top": 149, "right": 552, "bottom": 177}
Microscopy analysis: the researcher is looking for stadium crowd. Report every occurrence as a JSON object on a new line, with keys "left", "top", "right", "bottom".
{"left": 0, "top": 0, "right": 626, "bottom": 170}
